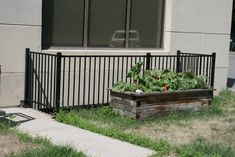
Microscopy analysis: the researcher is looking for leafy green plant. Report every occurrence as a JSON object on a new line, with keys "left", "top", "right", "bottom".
{"left": 113, "top": 62, "right": 209, "bottom": 93}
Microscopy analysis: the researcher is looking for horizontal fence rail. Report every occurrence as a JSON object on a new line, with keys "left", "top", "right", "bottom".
{"left": 24, "top": 48, "right": 216, "bottom": 112}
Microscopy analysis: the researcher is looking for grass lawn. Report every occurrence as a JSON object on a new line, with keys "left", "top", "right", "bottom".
{"left": 55, "top": 90, "right": 235, "bottom": 157}
{"left": 0, "top": 122, "right": 86, "bottom": 157}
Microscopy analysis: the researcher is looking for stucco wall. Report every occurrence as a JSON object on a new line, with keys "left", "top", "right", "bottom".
{"left": 0, "top": 0, "right": 41, "bottom": 107}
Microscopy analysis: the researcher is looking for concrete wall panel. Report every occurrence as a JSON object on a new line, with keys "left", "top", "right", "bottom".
{"left": 203, "top": 0, "right": 233, "bottom": 34}
{"left": 169, "top": 32, "right": 202, "bottom": 54}
{"left": 0, "top": 25, "right": 41, "bottom": 106}
{"left": 171, "top": 0, "right": 203, "bottom": 32}
{"left": 202, "top": 34, "right": 230, "bottom": 68}
{"left": 0, "top": 25, "right": 41, "bottom": 73}
{"left": 0, "top": 0, "right": 41, "bottom": 25}
{"left": 0, "top": 74, "right": 24, "bottom": 107}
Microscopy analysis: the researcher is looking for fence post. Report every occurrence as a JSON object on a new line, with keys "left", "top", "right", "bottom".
{"left": 24, "top": 48, "right": 30, "bottom": 107}
{"left": 146, "top": 53, "right": 151, "bottom": 70}
{"left": 211, "top": 52, "right": 216, "bottom": 88}
{"left": 176, "top": 50, "right": 181, "bottom": 73}
{"left": 55, "top": 52, "right": 62, "bottom": 111}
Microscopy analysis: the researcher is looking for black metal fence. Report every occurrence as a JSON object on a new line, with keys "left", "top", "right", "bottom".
{"left": 24, "top": 48, "right": 216, "bottom": 112}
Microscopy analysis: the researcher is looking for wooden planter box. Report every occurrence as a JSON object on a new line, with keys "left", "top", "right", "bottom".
{"left": 110, "top": 89, "right": 213, "bottom": 119}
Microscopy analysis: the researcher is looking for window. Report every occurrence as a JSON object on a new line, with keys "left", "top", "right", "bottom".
{"left": 42, "top": 0, "right": 165, "bottom": 49}
{"left": 42, "top": 0, "right": 84, "bottom": 47}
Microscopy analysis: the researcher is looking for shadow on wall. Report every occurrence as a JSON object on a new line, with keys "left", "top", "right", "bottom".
{"left": 227, "top": 78, "right": 235, "bottom": 88}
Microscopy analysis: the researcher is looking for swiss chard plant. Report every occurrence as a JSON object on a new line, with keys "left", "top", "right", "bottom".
{"left": 113, "top": 62, "right": 209, "bottom": 93}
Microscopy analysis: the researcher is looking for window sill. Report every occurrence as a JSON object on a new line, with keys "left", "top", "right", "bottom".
{"left": 42, "top": 47, "right": 169, "bottom": 55}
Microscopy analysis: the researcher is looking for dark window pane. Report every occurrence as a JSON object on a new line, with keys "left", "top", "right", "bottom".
{"left": 88, "top": 0, "right": 126, "bottom": 47}
{"left": 130, "top": 0, "right": 164, "bottom": 48}
{"left": 42, "top": 0, "right": 84, "bottom": 47}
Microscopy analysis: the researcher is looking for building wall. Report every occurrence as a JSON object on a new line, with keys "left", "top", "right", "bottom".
{"left": 0, "top": 0, "right": 233, "bottom": 107}
{"left": 0, "top": 0, "right": 42, "bottom": 107}
{"left": 168, "top": 0, "right": 233, "bottom": 93}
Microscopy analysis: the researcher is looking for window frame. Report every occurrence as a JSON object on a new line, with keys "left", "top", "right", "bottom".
{"left": 42, "top": 0, "right": 165, "bottom": 49}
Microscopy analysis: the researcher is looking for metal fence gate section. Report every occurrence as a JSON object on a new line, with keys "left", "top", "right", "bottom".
{"left": 24, "top": 48, "right": 216, "bottom": 112}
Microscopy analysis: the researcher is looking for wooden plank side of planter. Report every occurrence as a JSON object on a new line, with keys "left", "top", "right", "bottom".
{"left": 112, "top": 108, "right": 138, "bottom": 119}
{"left": 111, "top": 89, "right": 213, "bottom": 102}
{"left": 137, "top": 90, "right": 213, "bottom": 104}
{"left": 137, "top": 100, "right": 210, "bottom": 119}
{"left": 138, "top": 97, "right": 211, "bottom": 107}
{"left": 110, "top": 96, "right": 137, "bottom": 113}
{"left": 110, "top": 89, "right": 213, "bottom": 119}
{"left": 136, "top": 99, "right": 210, "bottom": 113}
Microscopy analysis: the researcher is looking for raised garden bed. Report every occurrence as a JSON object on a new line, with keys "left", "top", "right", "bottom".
{"left": 110, "top": 89, "right": 213, "bottom": 119}
{"left": 109, "top": 61, "right": 214, "bottom": 119}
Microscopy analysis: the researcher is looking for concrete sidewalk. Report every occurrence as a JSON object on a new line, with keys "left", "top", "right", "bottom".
{"left": 1, "top": 108, "right": 155, "bottom": 157}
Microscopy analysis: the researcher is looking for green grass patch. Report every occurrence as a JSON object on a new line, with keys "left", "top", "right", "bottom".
{"left": 176, "top": 138, "right": 235, "bottom": 157}
{"left": 9, "top": 145, "right": 86, "bottom": 157}
{"left": 55, "top": 89, "right": 235, "bottom": 156}
{"left": 55, "top": 110, "right": 171, "bottom": 156}
{"left": 0, "top": 122, "right": 86, "bottom": 157}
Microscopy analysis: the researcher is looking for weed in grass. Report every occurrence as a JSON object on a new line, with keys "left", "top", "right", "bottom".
{"left": 16, "top": 131, "right": 50, "bottom": 146}
{"left": 176, "top": 138, "right": 235, "bottom": 157}
{"left": 0, "top": 122, "right": 11, "bottom": 130}
{"left": 9, "top": 145, "right": 86, "bottom": 157}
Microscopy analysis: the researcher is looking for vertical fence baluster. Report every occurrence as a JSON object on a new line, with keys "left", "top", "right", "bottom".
{"left": 38, "top": 54, "right": 41, "bottom": 110}
{"left": 67, "top": 57, "right": 71, "bottom": 107}
{"left": 102, "top": 57, "right": 106, "bottom": 105}
{"left": 88, "top": 57, "right": 91, "bottom": 106}
{"left": 46, "top": 55, "right": 49, "bottom": 110}
{"left": 40, "top": 54, "right": 43, "bottom": 109}
{"left": 43, "top": 55, "right": 46, "bottom": 108}
{"left": 125, "top": 57, "right": 128, "bottom": 83}
{"left": 130, "top": 57, "right": 133, "bottom": 83}
{"left": 211, "top": 53, "right": 216, "bottom": 88}
{"left": 146, "top": 53, "right": 151, "bottom": 70}
{"left": 93, "top": 57, "right": 96, "bottom": 106}
{"left": 50, "top": 55, "right": 53, "bottom": 109}
{"left": 176, "top": 50, "right": 181, "bottom": 73}
{"left": 24, "top": 48, "right": 30, "bottom": 107}
{"left": 202, "top": 56, "right": 205, "bottom": 75}
{"left": 32, "top": 53, "right": 35, "bottom": 108}
{"left": 206, "top": 56, "right": 209, "bottom": 80}
{"left": 107, "top": 57, "right": 111, "bottom": 103}
{"left": 83, "top": 57, "right": 86, "bottom": 106}
{"left": 55, "top": 52, "right": 62, "bottom": 111}
{"left": 78, "top": 57, "right": 81, "bottom": 106}
{"left": 117, "top": 57, "right": 120, "bottom": 81}
{"left": 62, "top": 58, "right": 65, "bottom": 107}
{"left": 53, "top": 56, "right": 57, "bottom": 108}
{"left": 98, "top": 57, "right": 101, "bottom": 105}
{"left": 34, "top": 53, "right": 38, "bottom": 109}
{"left": 142, "top": 56, "right": 145, "bottom": 75}
{"left": 121, "top": 57, "right": 124, "bottom": 81}
{"left": 73, "top": 57, "right": 76, "bottom": 107}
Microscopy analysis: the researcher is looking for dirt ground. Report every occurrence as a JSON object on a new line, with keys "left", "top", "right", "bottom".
{"left": 127, "top": 102, "right": 235, "bottom": 150}
{"left": 0, "top": 133, "right": 36, "bottom": 157}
